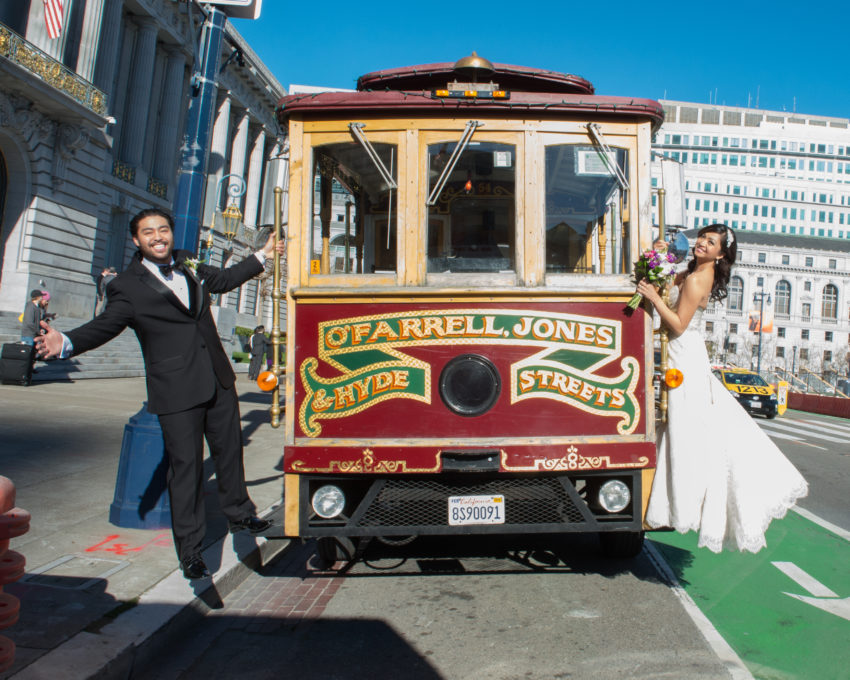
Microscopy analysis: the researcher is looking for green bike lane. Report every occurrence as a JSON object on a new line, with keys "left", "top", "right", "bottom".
{"left": 650, "top": 510, "right": 850, "bottom": 680}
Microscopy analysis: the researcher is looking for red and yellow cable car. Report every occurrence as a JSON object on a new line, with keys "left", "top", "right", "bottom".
{"left": 274, "top": 53, "right": 664, "bottom": 561}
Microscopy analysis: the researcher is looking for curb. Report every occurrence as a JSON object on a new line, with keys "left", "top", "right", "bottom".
{"left": 10, "top": 506, "right": 292, "bottom": 680}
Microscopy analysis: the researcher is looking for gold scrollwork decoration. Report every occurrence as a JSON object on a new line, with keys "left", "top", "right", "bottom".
{"left": 291, "top": 448, "right": 441, "bottom": 474}
{"left": 501, "top": 447, "right": 649, "bottom": 472}
{"left": 147, "top": 176, "right": 168, "bottom": 199}
{"left": 0, "top": 22, "right": 108, "bottom": 116}
{"left": 112, "top": 160, "right": 136, "bottom": 184}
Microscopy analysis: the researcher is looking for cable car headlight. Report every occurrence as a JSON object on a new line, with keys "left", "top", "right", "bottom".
{"left": 311, "top": 485, "right": 346, "bottom": 519}
{"left": 598, "top": 480, "right": 631, "bottom": 513}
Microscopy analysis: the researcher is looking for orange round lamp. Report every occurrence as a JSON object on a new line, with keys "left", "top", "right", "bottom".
{"left": 664, "top": 368, "right": 684, "bottom": 389}
{"left": 257, "top": 371, "right": 278, "bottom": 392}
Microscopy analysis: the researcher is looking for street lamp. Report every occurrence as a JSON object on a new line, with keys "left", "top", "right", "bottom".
{"left": 199, "top": 173, "right": 246, "bottom": 263}
{"left": 753, "top": 288, "right": 771, "bottom": 377}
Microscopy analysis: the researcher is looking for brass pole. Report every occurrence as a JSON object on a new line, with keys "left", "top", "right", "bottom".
{"left": 270, "top": 187, "right": 283, "bottom": 428}
{"left": 655, "top": 188, "right": 670, "bottom": 423}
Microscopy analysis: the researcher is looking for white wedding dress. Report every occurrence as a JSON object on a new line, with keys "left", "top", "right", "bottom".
{"left": 645, "top": 286, "right": 808, "bottom": 553}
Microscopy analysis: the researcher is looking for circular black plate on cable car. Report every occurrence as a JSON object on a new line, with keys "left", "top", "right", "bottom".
{"left": 439, "top": 354, "right": 501, "bottom": 417}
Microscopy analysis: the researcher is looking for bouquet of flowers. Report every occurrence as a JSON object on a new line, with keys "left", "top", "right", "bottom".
{"left": 626, "top": 247, "right": 678, "bottom": 310}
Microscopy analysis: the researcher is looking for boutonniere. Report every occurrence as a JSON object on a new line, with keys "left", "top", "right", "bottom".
{"left": 181, "top": 258, "right": 199, "bottom": 274}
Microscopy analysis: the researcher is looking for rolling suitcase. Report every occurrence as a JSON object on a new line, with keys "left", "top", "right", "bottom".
{"left": 0, "top": 342, "right": 35, "bottom": 385}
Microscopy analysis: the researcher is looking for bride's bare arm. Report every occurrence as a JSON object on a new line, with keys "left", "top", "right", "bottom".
{"left": 636, "top": 274, "right": 709, "bottom": 336}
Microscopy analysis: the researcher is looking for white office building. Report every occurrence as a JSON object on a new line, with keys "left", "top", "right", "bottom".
{"left": 652, "top": 100, "right": 850, "bottom": 238}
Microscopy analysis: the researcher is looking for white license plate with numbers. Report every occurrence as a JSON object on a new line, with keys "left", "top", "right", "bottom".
{"left": 448, "top": 495, "right": 505, "bottom": 526}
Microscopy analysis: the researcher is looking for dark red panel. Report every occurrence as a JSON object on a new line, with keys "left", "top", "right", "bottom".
{"left": 291, "top": 301, "right": 651, "bottom": 441}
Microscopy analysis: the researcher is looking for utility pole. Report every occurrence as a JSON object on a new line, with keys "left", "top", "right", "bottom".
{"left": 753, "top": 288, "right": 770, "bottom": 377}
{"left": 172, "top": 5, "right": 228, "bottom": 253}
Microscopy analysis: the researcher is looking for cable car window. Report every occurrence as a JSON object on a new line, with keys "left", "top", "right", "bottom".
{"left": 310, "top": 142, "right": 397, "bottom": 274}
{"left": 545, "top": 145, "right": 629, "bottom": 274}
{"left": 427, "top": 142, "right": 516, "bottom": 273}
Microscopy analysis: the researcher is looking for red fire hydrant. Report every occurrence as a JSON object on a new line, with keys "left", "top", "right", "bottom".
{"left": 0, "top": 476, "right": 30, "bottom": 673}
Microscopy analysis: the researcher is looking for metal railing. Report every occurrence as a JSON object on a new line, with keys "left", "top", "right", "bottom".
{"left": 0, "top": 22, "right": 107, "bottom": 116}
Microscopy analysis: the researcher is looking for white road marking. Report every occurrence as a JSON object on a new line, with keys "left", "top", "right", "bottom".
{"left": 779, "top": 417, "right": 850, "bottom": 437}
{"left": 757, "top": 428, "right": 807, "bottom": 442}
{"left": 792, "top": 506, "right": 850, "bottom": 542}
{"left": 782, "top": 593, "right": 850, "bottom": 622}
{"left": 772, "top": 561, "right": 850, "bottom": 623}
{"left": 759, "top": 420, "right": 849, "bottom": 444}
{"left": 772, "top": 562, "right": 838, "bottom": 597}
{"left": 645, "top": 542, "right": 755, "bottom": 680}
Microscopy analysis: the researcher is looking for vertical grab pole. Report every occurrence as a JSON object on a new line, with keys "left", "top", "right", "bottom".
{"left": 656, "top": 188, "right": 670, "bottom": 423}
{"left": 270, "top": 187, "right": 283, "bottom": 428}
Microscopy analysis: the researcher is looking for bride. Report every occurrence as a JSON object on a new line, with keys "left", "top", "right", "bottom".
{"left": 636, "top": 224, "right": 808, "bottom": 553}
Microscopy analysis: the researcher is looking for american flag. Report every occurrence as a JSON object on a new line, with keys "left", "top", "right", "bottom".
{"left": 43, "top": 0, "right": 64, "bottom": 40}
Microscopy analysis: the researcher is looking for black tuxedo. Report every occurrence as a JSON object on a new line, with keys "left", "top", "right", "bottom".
{"left": 66, "top": 249, "right": 264, "bottom": 561}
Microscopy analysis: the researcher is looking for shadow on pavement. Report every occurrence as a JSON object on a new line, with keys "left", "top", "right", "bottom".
{"left": 2, "top": 576, "right": 118, "bottom": 677}
{"left": 133, "top": 616, "right": 444, "bottom": 680}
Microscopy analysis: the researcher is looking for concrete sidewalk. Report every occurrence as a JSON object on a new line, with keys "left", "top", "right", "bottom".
{"left": 0, "top": 375, "right": 291, "bottom": 679}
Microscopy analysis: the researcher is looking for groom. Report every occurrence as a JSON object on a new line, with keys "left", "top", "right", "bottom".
{"left": 36, "top": 208, "right": 282, "bottom": 579}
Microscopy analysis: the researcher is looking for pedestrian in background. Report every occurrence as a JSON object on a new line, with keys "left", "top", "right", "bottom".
{"left": 95, "top": 267, "right": 117, "bottom": 316}
{"left": 19, "top": 290, "right": 43, "bottom": 345}
{"left": 248, "top": 325, "right": 268, "bottom": 381}
{"left": 39, "top": 291, "right": 57, "bottom": 326}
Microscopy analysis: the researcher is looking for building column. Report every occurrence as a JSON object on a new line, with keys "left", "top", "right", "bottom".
{"left": 202, "top": 94, "right": 232, "bottom": 224}
{"left": 142, "top": 51, "right": 166, "bottom": 175}
{"left": 227, "top": 109, "right": 250, "bottom": 211}
{"left": 118, "top": 17, "right": 158, "bottom": 171}
{"left": 76, "top": 0, "right": 106, "bottom": 82}
{"left": 242, "top": 127, "right": 266, "bottom": 229}
{"left": 110, "top": 17, "right": 136, "bottom": 158}
{"left": 93, "top": 0, "right": 124, "bottom": 94}
{"left": 152, "top": 46, "right": 187, "bottom": 185}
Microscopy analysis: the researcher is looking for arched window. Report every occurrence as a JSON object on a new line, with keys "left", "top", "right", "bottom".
{"left": 727, "top": 276, "right": 744, "bottom": 311}
{"left": 822, "top": 284, "right": 838, "bottom": 319}
{"left": 774, "top": 280, "right": 791, "bottom": 316}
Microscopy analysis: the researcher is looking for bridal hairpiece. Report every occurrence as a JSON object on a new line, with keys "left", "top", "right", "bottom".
{"left": 725, "top": 229, "right": 734, "bottom": 247}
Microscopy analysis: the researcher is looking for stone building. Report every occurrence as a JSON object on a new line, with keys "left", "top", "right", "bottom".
{"left": 687, "top": 229, "right": 850, "bottom": 386}
{"left": 0, "top": 0, "right": 286, "bottom": 376}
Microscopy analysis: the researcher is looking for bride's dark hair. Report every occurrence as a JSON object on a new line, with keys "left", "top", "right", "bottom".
{"left": 686, "top": 223, "right": 737, "bottom": 301}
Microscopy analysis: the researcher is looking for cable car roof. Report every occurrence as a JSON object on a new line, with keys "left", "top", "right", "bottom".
{"left": 278, "top": 56, "right": 664, "bottom": 130}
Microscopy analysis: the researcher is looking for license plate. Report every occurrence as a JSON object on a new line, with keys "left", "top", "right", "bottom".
{"left": 448, "top": 495, "right": 505, "bottom": 526}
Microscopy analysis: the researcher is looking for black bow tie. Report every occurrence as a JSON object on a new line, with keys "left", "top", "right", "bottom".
{"left": 158, "top": 263, "right": 180, "bottom": 277}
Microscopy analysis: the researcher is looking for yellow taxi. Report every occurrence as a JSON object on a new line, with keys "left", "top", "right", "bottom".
{"left": 712, "top": 367, "right": 778, "bottom": 419}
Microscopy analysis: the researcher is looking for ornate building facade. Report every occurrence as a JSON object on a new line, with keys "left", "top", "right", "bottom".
{"left": 0, "top": 1, "right": 286, "bottom": 348}
{"left": 695, "top": 230, "right": 850, "bottom": 383}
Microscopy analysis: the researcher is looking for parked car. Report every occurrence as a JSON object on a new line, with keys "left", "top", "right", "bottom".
{"left": 712, "top": 368, "right": 778, "bottom": 418}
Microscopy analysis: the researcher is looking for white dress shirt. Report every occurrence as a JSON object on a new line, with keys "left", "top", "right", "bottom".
{"left": 141, "top": 257, "right": 191, "bottom": 308}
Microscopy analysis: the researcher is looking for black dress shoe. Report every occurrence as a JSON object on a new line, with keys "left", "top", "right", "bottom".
{"left": 228, "top": 516, "right": 271, "bottom": 534}
{"left": 180, "top": 555, "right": 211, "bottom": 580}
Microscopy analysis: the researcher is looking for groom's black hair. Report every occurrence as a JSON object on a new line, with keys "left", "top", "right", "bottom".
{"left": 129, "top": 208, "right": 175, "bottom": 238}
{"left": 687, "top": 223, "right": 736, "bottom": 302}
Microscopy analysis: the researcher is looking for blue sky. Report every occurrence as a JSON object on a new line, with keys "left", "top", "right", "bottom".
{"left": 231, "top": 0, "right": 849, "bottom": 119}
